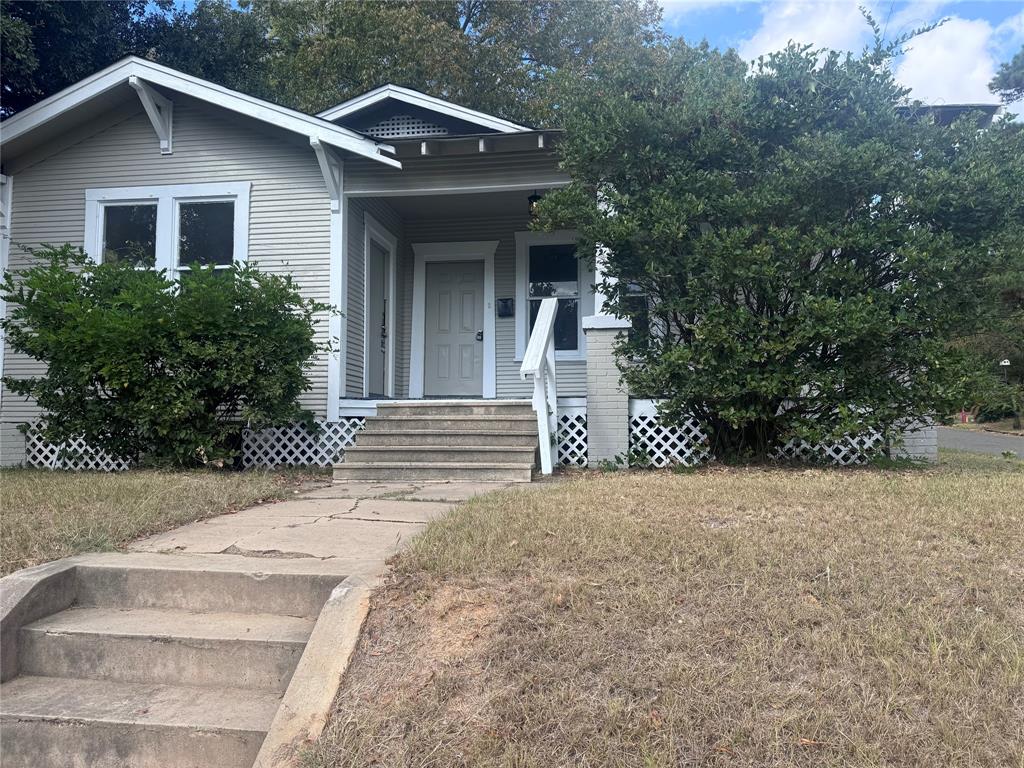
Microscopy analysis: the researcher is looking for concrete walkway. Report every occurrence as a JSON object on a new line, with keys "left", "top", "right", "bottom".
{"left": 937, "top": 427, "right": 1024, "bottom": 458}
{"left": 131, "top": 480, "right": 517, "bottom": 579}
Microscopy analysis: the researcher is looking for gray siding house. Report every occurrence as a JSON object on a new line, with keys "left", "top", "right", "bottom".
{"left": 0, "top": 58, "right": 937, "bottom": 471}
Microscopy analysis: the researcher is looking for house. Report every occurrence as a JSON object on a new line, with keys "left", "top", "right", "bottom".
{"left": 0, "top": 57, "right": 632, "bottom": 478}
{"left": 0, "top": 58, "right": 938, "bottom": 474}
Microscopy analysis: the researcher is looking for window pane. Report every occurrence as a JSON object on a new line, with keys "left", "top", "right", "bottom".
{"left": 529, "top": 243, "right": 577, "bottom": 298}
{"left": 528, "top": 297, "right": 579, "bottom": 351}
{"left": 103, "top": 204, "right": 157, "bottom": 266}
{"left": 178, "top": 201, "right": 234, "bottom": 267}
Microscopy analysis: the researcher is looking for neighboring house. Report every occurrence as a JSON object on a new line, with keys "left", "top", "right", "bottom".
{"left": 0, "top": 57, "right": 938, "bottom": 471}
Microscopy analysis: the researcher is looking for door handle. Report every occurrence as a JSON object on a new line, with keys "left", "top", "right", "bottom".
{"left": 475, "top": 330, "right": 483, "bottom": 341}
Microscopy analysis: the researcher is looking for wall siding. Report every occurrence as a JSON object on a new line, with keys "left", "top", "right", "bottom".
{"left": 2, "top": 97, "right": 335, "bottom": 422}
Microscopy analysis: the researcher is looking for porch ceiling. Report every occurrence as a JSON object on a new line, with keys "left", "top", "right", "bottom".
{"left": 382, "top": 189, "right": 536, "bottom": 219}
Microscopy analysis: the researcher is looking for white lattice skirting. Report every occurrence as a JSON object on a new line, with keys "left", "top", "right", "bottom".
{"left": 556, "top": 406, "right": 588, "bottom": 467}
{"left": 628, "top": 399, "right": 887, "bottom": 467}
{"left": 24, "top": 429, "right": 132, "bottom": 471}
{"left": 241, "top": 419, "right": 365, "bottom": 468}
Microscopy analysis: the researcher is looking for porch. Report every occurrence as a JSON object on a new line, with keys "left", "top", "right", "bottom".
{"left": 336, "top": 188, "right": 597, "bottom": 409}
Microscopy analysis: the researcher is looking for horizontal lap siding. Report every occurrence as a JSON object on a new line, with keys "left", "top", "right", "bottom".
{"left": 398, "top": 213, "right": 587, "bottom": 398}
{"left": 2, "top": 98, "right": 334, "bottom": 422}
{"left": 344, "top": 197, "right": 403, "bottom": 397}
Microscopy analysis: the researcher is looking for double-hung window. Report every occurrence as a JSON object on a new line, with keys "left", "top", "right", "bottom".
{"left": 515, "top": 231, "right": 592, "bottom": 360}
{"left": 85, "top": 182, "right": 250, "bottom": 275}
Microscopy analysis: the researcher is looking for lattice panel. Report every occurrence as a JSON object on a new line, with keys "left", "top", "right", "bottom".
{"left": 556, "top": 411, "right": 588, "bottom": 467}
{"left": 629, "top": 414, "right": 710, "bottom": 468}
{"left": 25, "top": 429, "right": 132, "bottom": 472}
{"left": 365, "top": 114, "right": 449, "bottom": 139}
{"left": 773, "top": 430, "right": 885, "bottom": 466}
{"left": 241, "top": 418, "right": 365, "bottom": 468}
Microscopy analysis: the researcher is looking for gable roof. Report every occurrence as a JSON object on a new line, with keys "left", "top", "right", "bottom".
{"left": 318, "top": 84, "right": 530, "bottom": 134}
{"left": 0, "top": 57, "right": 401, "bottom": 168}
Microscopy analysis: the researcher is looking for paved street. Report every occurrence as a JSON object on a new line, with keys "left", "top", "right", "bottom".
{"left": 937, "top": 427, "right": 1024, "bottom": 457}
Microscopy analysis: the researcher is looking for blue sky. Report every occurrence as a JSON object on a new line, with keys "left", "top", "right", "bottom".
{"left": 661, "top": 1, "right": 1024, "bottom": 112}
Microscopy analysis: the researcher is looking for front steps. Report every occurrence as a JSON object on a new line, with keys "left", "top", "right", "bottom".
{"left": 334, "top": 400, "right": 539, "bottom": 483}
{"left": 0, "top": 553, "right": 349, "bottom": 768}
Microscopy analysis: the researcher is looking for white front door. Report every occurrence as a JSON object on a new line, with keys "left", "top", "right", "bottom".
{"left": 423, "top": 260, "right": 484, "bottom": 397}
{"left": 366, "top": 240, "right": 389, "bottom": 397}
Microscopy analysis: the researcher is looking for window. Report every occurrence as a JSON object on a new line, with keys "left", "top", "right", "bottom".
{"left": 515, "top": 231, "right": 592, "bottom": 360}
{"left": 86, "top": 183, "right": 250, "bottom": 275}
{"left": 176, "top": 201, "right": 235, "bottom": 269}
{"left": 101, "top": 204, "right": 157, "bottom": 266}
{"left": 528, "top": 243, "right": 579, "bottom": 351}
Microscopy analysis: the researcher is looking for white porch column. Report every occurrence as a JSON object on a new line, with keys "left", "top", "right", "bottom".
{"left": 312, "top": 140, "right": 346, "bottom": 421}
{"left": 583, "top": 242, "right": 631, "bottom": 464}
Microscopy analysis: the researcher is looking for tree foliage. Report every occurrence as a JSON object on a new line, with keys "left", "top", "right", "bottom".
{"left": 537, "top": 31, "right": 1024, "bottom": 461}
{"left": 1, "top": 0, "right": 663, "bottom": 125}
{"left": 1, "top": 246, "right": 330, "bottom": 466}
{"left": 250, "top": 0, "right": 663, "bottom": 124}
{"left": 990, "top": 45, "right": 1024, "bottom": 104}
{"left": 0, "top": 0, "right": 164, "bottom": 117}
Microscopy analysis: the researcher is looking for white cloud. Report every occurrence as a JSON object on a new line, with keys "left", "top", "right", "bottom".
{"left": 895, "top": 17, "right": 998, "bottom": 103}
{"left": 735, "top": 2, "right": 1023, "bottom": 109}
{"left": 737, "top": 1, "right": 874, "bottom": 62}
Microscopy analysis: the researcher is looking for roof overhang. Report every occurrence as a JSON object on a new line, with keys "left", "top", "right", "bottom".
{"left": 0, "top": 57, "right": 402, "bottom": 168}
{"left": 317, "top": 84, "right": 530, "bottom": 134}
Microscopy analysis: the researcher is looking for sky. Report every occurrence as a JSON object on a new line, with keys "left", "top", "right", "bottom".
{"left": 661, "top": 0, "right": 1024, "bottom": 114}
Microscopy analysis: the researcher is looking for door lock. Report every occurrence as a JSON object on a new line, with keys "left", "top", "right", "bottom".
{"left": 475, "top": 330, "right": 484, "bottom": 341}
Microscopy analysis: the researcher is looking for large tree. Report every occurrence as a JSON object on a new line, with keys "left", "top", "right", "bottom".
{"left": 990, "top": 45, "right": 1024, "bottom": 104}
{"left": 0, "top": 0, "right": 162, "bottom": 117}
{"left": 250, "top": 0, "right": 663, "bottom": 124}
{"left": 537, "top": 30, "right": 1023, "bottom": 461}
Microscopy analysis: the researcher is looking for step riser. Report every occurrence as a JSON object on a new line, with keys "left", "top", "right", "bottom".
{"left": 333, "top": 465, "right": 533, "bottom": 482}
{"left": 0, "top": 720, "right": 264, "bottom": 768}
{"left": 74, "top": 568, "right": 343, "bottom": 619}
{"left": 345, "top": 447, "right": 536, "bottom": 464}
{"left": 18, "top": 630, "right": 304, "bottom": 693}
{"left": 365, "top": 417, "right": 537, "bottom": 433}
{"left": 376, "top": 403, "right": 533, "bottom": 417}
{"left": 355, "top": 432, "right": 539, "bottom": 447}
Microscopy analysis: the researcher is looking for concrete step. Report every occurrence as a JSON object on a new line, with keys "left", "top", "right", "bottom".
{"left": 375, "top": 400, "right": 532, "bottom": 417}
{"left": 333, "top": 462, "right": 533, "bottom": 482}
{"left": 355, "top": 429, "right": 539, "bottom": 447}
{"left": 363, "top": 414, "right": 538, "bottom": 433}
{"left": 72, "top": 552, "right": 348, "bottom": 619}
{"left": 0, "top": 675, "right": 279, "bottom": 768}
{"left": 344, "top": 444, "right": 537, "bottom": 465}
{"left": 19, "top": 607, "right": 313, "bottom": 693}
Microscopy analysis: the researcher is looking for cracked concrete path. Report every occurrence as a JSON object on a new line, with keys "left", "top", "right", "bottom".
{"left": 130, "top": 480, "right": 518, "bottom": 575}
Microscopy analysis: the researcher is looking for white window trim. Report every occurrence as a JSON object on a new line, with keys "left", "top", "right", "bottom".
{"left": 409, "top": 241, "right": 498, "bottom": 399}
{"left": 362, "top": 213, "right": 398, "bottom": 398}
{"left": 514, "top": 230, "right": 589, "bottom": 362}
{"left": 84, "top": 182, "right": 250, "bottom": 274}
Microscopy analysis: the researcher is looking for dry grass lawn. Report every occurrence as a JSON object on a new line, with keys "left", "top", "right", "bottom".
{"left": 308, "top": 451, "right": 1024, "bottom": 768}
{"left": 1, "top": 467, "right": 328, "bottom": 575}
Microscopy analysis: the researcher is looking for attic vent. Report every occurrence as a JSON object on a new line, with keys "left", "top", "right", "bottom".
{"left": 365, "top": 114, "right": 449, "bottom": 139}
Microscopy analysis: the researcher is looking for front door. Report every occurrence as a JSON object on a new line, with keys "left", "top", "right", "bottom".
{"left": 423, "top": 260, "right": 484, "bottom": 397}
{"left": 366, "top": 240, "right": 389, "bottom": 397}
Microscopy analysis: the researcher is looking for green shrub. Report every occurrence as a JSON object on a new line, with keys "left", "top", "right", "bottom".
{"left": 1, "top": 244, "right": 331, "bottom": 466}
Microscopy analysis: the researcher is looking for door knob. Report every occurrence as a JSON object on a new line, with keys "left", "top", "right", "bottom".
{"left": 475, "top": 330, "right": 483, "bottom": 341}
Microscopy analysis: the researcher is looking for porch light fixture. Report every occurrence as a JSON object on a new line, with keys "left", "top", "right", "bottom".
{"left": 528, "top": 190, "right": 542, "bottom": 218}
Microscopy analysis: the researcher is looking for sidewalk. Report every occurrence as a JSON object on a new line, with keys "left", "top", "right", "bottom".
{"left": 130, "top": 480, "right": 517, "bottom": 579}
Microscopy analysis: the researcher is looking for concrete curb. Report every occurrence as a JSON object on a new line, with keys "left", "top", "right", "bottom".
{"left": 253, "top": 577, "right": 373, "bottom": 768}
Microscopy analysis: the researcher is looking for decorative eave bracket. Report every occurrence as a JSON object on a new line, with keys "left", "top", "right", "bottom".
{"left": 311, "top": 138, "right": 344, "bottom": 212}
{"left": 128, "top": 75, "right": 173, "bottom": 154}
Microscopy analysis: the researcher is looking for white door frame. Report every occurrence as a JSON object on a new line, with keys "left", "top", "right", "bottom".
{"left": 410, "top": 241, "right": 498, "bottom": 399}
{"left": 362, "top": 213, "right": 398, "bottom": 398}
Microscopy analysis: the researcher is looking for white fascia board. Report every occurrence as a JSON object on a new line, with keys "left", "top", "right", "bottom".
{"left": 0, "top": 57, "right": 401, "bottom": 168}
{"left": 317, "top": 84, "right": 530, "bottom": 134}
